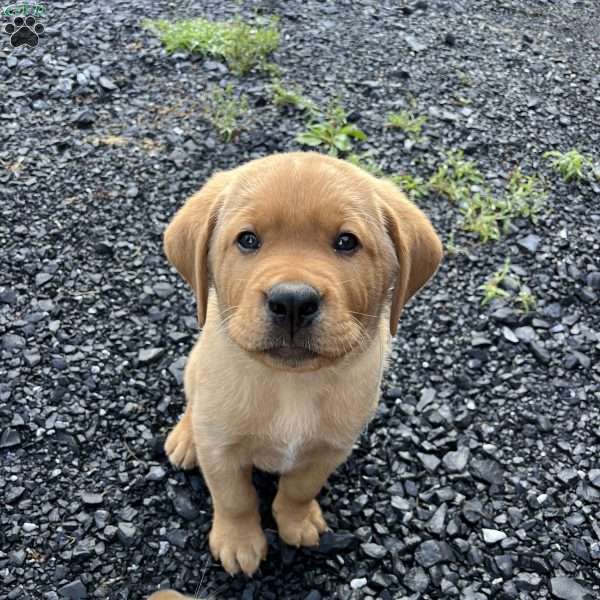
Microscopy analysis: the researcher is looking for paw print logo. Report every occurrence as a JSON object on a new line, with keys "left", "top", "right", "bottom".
{"left": 4, "top": 15, "right": 44, "bottom": 48}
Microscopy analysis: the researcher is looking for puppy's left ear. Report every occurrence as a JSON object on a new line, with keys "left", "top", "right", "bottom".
{"left": 163, "top": 171, "right": 231, "bottom": 328}
{"left": 376, "top": 179, "right": 443, "bottom": 336}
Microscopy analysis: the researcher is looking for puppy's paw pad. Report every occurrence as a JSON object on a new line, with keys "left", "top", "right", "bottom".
{"left": 6, "top": 15, "right": 44, "bottom": 48}
{"left": 275, "top": 499, "right": 328, "bottom": 547}
{"left": 209, "top": 521, "right": 267, "bottom": 576}
{"left": 164, "top": 418, "right": 197, "bottom": 470}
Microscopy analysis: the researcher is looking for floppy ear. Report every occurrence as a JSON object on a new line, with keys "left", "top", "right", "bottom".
{"left": 163, "top": 171, "right": 231, "bottom": 328}
{"left": 376, "top": 178, "right": 443, "bottom": 336}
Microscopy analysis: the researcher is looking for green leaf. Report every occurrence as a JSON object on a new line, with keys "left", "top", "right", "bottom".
{"left": 333, "top": 134, "right": 352, "bottom": 152}
{"left": 341, "top": 125, "right": 367, "bottom": 140}
{"left": 296, "top": 133, "right": 322, "bottom": 146}
{"left": 310, "top": 124, "right": 330, "bottom": 137}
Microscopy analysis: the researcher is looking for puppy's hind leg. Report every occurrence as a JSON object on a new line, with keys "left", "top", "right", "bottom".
{"left": 164, "top": 404, "right": 197, "bottom": 470}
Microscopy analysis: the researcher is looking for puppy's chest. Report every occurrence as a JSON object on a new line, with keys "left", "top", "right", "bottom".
{"left": 252, "top": 436, "right": 306, "bottom": 474}
{"left": 250, "top": 389, "right": 324, "bottom": 474}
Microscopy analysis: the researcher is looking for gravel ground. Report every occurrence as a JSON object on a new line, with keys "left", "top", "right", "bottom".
{"left": 1, "top": 1, "right": 599, "bottom": 599}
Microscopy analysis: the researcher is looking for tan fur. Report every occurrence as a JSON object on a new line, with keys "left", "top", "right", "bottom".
{"left": 148, "top": 592, "right": 195, "bottom": 600}
{"left": 155, "top": 152, "right": 442, "bottom": 589}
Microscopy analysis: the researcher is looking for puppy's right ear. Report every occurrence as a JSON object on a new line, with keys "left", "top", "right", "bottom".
{"left": 374, "top": 178, "right": 443, "bottom": 337}
{"left": 163, "top": 171, "right": 230, "bottom": 328}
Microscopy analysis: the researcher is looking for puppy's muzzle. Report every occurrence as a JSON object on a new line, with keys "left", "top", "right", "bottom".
{"left": 266, "top": 282, "right": 321, "bottom": 337}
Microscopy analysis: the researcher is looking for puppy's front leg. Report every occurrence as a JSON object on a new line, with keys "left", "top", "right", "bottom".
{"left": 199, "top": 451, "right": 267, "bottom": 576}
{"left": 165, "top": 404, "right": 197, "bottom": 470}
{"left": 273, "top": 449, "right": 348, "bottom": 547}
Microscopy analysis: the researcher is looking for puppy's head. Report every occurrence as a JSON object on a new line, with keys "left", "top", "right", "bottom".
{"left": 164, "top": 153, "right": 442, "bottom": 371}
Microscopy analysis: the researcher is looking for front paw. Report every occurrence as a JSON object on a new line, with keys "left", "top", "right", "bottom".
{"left": 273, "top": 498, "right": 328, "bottom": 547}
{"left": 209, "top": 516, "right": 267, "bottom": 576}
{"left": 164, "top": 415, "right": 197, "bottom": 470}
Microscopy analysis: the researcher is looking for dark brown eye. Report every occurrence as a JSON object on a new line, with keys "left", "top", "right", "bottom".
{"left": 237, "top": 231, "right": 261, "bottom": 251}
{"left": 334, "top": 233, "right": 360, "bottom": 253}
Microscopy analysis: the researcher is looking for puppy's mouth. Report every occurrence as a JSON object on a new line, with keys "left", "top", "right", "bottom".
{"left": 266, "top": 345, "right": 319, "bottom": 362}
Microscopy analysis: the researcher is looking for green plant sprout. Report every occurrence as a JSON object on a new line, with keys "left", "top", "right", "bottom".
{"left": 429, "top": 150, "right": 484, "bottom": 203}
{"left": 445, "top": 232, "right": 462, "bottom": 257}
{"left": 543, "top": 149, "right": 593, "bottom": 183}
{"left": 270, "top": 80, "right": 317, "bottom": 113}
{"left": 505, "top": 167, "right": 547, "bottom": 219}
{"left": 205, "top": 84, "right": 249, "bottom": 141}
{"left": 296, "top": 103, "right": 367, "bottom": 156}
{"left": 516, "top": 288, "right": 536, "bottom": 313}
{"left": 430, "top": 152, "right": 549, "bottom": 242}
{"left": 389, "top": 173, "right": 429, "bottom": 200}
{"left": 480, "top": 261, "right": 538, "bottom": 312}
{"left": 144, "top": 16, "right": 280, "bottom": 75}
{"left": 386, "top": 110, "right": 427, "bottom": 140}
{"left": 480, "top": 259, "right": 512, "bottom": 305}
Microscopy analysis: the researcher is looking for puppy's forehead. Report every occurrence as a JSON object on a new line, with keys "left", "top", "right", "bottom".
{"left": 221, "top": 157, "right": 379, "bottom": 229}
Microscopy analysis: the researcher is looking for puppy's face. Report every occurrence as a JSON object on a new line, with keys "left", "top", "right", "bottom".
{"left": 211, "top": 157, "right": 396, "bottom": 371}
{"left": 165, "top": 153, "right": 442, "bottom": 372}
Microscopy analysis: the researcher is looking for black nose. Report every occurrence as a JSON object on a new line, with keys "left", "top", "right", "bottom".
{"left": 266, "top": 283, "right": 321, "bottom": 336}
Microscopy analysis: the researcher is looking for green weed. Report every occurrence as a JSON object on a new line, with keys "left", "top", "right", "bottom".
{"left": 480, "top": 259, "right": 512, "bottom": 305}
{"left": 270, "top": 80, "right": 316, "bottom": 113}
{"left": 389, "top": 173, "right": 429, "bottom": 200}
{"left": 461, "top": 193, "right": 512, "bottom": 243}
{"left": 444, "top": 232, "right": 463, "bottom": 257}
{"left": 429, "top": 150, "right": 484, "bottom": 203}
{"left": 480, "top": 260, "right": 537, "bottom": 312}
{"left": 205, "top": 84, "right": 249, "bottom": 141}
{"left": 543, "top": 149, "right": 593, "bottom": 182}
{"left": 462, "top": 167, "right": 546, "bottom": 241}
{"left": 386, "top": 110, "right": 427, "bottom": 140}
{"left": 296, "top": 103, "right": 367, "bottom": 156}
{"left": 505, "top": 167, "right": 547, "bottom": 219}
{"left": 144, "top": 16, "right": 279, "bottom": 75}
{"left": 430, "top": 151, "right": 547, "bottom": 242}
{"left": 516, "top": 288, "right": 536, "bottom": 313}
